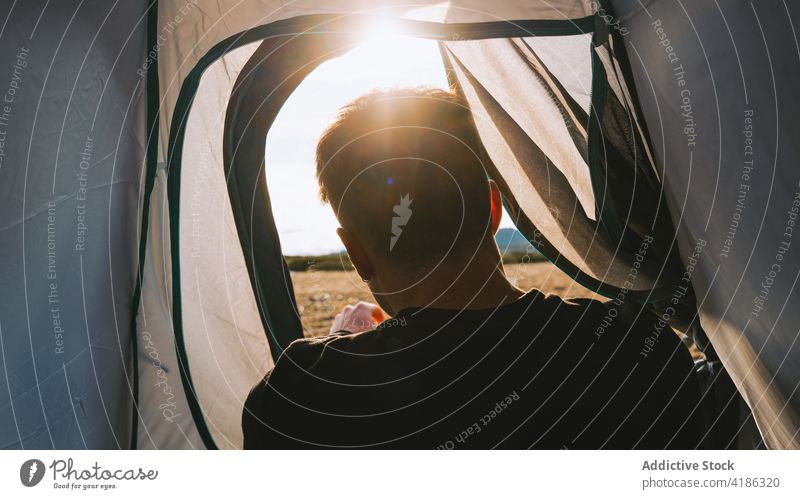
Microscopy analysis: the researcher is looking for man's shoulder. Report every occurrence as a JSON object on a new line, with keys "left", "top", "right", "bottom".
{"left": 534, "top": 292, "right": 610, "bottom": 324}
{"left": 269, "top": 329, "right": 384, "bottom": 378}
{"left": 538, "top": 293, "right": 688, "bottom": 357}
{"left": 285, "top": 328, "right": 383, "bottom": 355}
{"left": 242, "top": 335, "right": 356, "bottom": 425}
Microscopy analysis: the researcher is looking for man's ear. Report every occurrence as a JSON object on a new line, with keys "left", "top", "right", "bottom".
{"left": 488, "top": 179, "right": 503, "bottom": 235}
{"left": 337, "top": 227, "right": 375, "bottom": 282}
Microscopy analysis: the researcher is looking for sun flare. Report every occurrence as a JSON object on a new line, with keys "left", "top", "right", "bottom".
{"left": 265, "top": 22, "right": 451, "bottom": 255}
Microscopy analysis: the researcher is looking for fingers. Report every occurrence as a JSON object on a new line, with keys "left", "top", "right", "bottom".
{"left": 328, "top": 302, "right": 388, "bottom": 335}
{"left": 328, "top": 313, "right": 345, "bottom": 335}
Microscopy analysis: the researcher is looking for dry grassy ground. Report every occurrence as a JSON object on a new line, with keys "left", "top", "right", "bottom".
{"left": 292, "top": 261, "right": 601, "bottom": 337}
{"left": 292, "top": 261, "right": 702, "bottom": 360}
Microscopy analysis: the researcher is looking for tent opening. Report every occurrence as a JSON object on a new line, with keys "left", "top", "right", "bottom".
{"left": 263, "top": 34, "right": 600, "bottom": 337}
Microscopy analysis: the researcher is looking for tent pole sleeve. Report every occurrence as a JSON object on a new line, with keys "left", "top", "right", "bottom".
{"left": 128, "top": 0, "right": 160, "bottom": 450}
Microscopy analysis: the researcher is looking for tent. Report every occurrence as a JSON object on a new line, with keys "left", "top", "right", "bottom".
{"left": 0, "top": 0, "right": 798, "bottom": 449}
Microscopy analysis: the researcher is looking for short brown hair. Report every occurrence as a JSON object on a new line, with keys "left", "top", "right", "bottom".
{"left": 316, "top": 87, "right": 493, "bottom": 266}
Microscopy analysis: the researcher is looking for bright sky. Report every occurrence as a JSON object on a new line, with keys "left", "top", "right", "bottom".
{"left": 265, "top": 33, "right": 513, "bottom": 255}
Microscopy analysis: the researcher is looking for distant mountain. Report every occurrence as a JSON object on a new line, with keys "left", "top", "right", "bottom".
{"left": 285, "top": 228, "right": 540, "bottom": 270}
{"left": 495, "top": 227, "right": 535, "bottom": 254}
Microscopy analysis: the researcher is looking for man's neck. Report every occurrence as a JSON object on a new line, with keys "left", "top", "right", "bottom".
{"left": 381, "top": 251, "right": 526, "bottom": 314}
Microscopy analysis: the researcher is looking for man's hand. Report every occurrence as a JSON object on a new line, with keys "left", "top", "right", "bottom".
{"left": 329, "top": 302, "right": 388, "bottom": 334}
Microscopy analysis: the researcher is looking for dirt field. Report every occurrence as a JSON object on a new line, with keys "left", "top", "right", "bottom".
{"left": 292, "top": 261, "right": 602, "bottom": 337}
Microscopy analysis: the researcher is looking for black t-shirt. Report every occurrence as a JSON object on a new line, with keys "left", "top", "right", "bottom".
{"left": 242, "top": 290, "right": 707, "bottom": 449}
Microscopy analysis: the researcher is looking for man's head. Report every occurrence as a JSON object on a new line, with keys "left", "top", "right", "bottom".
{"left": 316, "top": 87, "right": 504, "bottom": 310}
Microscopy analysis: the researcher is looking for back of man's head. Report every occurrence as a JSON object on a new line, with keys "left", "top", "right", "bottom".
{"left": 316, "top": 87, "right": 494, "bottom": 275}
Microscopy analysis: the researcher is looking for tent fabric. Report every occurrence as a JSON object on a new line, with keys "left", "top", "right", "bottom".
{"left": 156, "top": 1, "right": 595, "bottom": 154}
{"left": 223, "top": 35, "right": 344, "bottom": 358}
{"left": 135, "top": 161, "right": 206, "bottom": 449}
{"left": 0, "top": 0, "right": 147, "bottom": 449}
{"left": 610, "top": 0, "right": 800, "bottom": 448}
{"left": 445, "top": 36, "right": 598, "bottom": 220}
{"left": 523, "top": 34, "right": 593, "bottom": 113}
{"left": 173, "top": 42, "right": 271, "bottom": 449}
{"left": 441, "top": 30, "right": 685, "bottom": 298}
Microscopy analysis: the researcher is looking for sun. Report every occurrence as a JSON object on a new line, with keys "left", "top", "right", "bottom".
{"left": 360, "top": 14, "right": 408, "bottom": 44}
